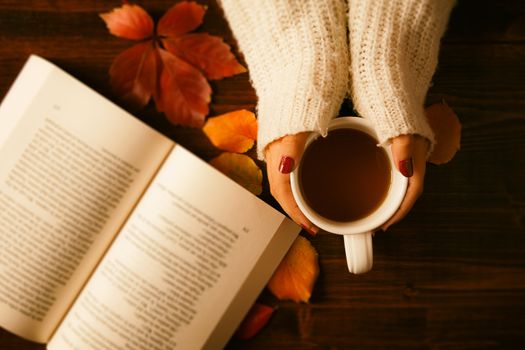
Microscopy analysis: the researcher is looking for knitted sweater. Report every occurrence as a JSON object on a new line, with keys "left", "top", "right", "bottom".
{"left": 220, "top": 0, "right": 455, "bottom": 159}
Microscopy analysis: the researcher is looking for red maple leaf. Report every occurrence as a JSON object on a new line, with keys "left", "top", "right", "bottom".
{"left": 100, "top": 2, "right": 246, "bottom": 127}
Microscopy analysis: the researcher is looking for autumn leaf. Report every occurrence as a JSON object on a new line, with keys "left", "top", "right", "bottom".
{"left": 100, "top": 1, "right": 246, "bottom": 127}
{"left": 268, "top": 236, "right": 319, "bottom": 303}
{"left": 209, "top": 153, "right": 262, "bottom": 195}
{"left": 236, "top": 303, "right": 276, "bottom": 340}
{"left": 164, "top": 33, "right": 247, "bottom": 80}
{"left": 203, "top": 109, "right": 257, "bottom": 153}
{"left": 426, "top": 102, "right": 462, "bottom": 164}
{"left": 100, "top": 4, "right": 153, "bottom": 40}
{"left": 156, "top": 48, "right": 211, "bottom": 127}
{"left": 109, "top": 41, "right": 159, "bottom": 108}
{"left": 157, "top": 1, "right": 206, "bottom": 37}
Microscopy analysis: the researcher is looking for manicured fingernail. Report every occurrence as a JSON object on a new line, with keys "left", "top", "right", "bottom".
{"left": 399, "top": 158, "right": 413, "bottom": 177}
{"left": 279, "top": 156, "right": 294, "bottom": 174}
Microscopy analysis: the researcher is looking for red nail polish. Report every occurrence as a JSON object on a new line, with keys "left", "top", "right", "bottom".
{"left": 279, "top": 156, "right": 294, "bottom": 174}
{"left": 399, "top": 158, "right": 413, "bottom": 177}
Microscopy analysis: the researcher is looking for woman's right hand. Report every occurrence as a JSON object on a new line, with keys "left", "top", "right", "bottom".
{"left": 264, "top": 132, "right": 319, "bottom": 235}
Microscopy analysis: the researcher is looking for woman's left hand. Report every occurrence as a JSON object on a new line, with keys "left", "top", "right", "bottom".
{"left": 381, "top": 134, "right": 429, "bottom": 231}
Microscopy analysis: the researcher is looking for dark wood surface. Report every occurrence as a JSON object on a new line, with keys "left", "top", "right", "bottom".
{"left": 1, "top": 1, "right": 524, "bottom": 349}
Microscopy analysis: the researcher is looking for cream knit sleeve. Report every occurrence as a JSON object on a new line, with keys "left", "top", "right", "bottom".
{"left": 348, "top": 0, "right": 455, "bottom": 153}
{"left": 220, "top": 0, "right": 349, "bottom": 159}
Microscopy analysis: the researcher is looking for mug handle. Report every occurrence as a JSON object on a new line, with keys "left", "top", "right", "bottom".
{"left": 343, "top": 232, "right": 373, "bottom": 274}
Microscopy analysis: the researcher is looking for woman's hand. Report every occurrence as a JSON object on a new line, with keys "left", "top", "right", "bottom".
{"left": 264, "top": 132, "right": 319, "bottom": 235}
{"left": 381, "top": 134, "right": 429, "bottom": 231}
{"left": 264, "top": 132, "right": 428, "bottom": 234}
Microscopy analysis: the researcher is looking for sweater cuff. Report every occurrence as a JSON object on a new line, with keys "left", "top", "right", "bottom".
{"left": 256, "top": 76, "right": 342, "bottom": 160}
{"left": 348, "top": 0, "right": 455, "bottom": 156}
{"left": 220, "top": 0, "right": 349, "bottom": 160}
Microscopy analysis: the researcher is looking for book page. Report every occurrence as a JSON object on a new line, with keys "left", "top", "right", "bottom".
{"left": 0, "top": 56, "right": 174, "bottom": 343}
{"left": 49, "top": 145, "right": 299, "bottom": 350}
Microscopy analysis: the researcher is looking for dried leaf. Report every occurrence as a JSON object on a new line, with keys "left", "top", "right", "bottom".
{"left": 164, "top": 33, "right": 246, "bottom": 80}
{"left": 157, "top": 1, "right": 206, "bottom": 37}
{"left": 235, "top": 303, "right": 276, "bottom": 340}
{"left": 203, "top": 110, "right": 257, "bottom": 153}
{"left": 156, "top": 48, "right": 211, "bottom": 127}
{"left": 426, "top": 102, "right": 462, "bottom": 164}
{"left": 109, "top": 41, "right": 159, "bottom": 108}
{"left": 209, "top": 153, "right": 262, "bottom": 195}
{"left": 100, "top": 4, "right": 153, "bottom": 40}
{"left": 101, "top": 2, "right": 245, "bottom": 127}
{"left": 268, "top": 236, "right": 319, "bottom": 303}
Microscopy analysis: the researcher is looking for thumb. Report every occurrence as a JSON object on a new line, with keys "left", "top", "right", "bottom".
{"left": 391, "top": 135, "right": 414, "bottom": 178}
{"left": 275, "top": 133, "right": 310, "bottom": 174}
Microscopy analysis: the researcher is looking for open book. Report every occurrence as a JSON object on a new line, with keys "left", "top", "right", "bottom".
{"left": 0, "top": 55, "right": 299, "bottom": 349}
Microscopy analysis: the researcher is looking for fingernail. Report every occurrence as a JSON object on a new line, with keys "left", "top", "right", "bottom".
{"left": 301, "top": 224, "right": 318, "bottom": 236}
{"left": 399, "top": 158, "right": 413, "bottom": 177}
{"left": 279, "top": 156, "right": 294, "bottom": 174}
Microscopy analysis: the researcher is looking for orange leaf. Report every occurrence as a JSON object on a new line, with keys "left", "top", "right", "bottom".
{"left": 163, "top": 33, "right": 246, "bottom": 80}
{"left": 157, "top": 1, "right": 206, "bottom": 37}
{"left": 209, "top": 153, "right": 262, "bottom": 195}
{"left": 155, "top": 48, "right": 211, "bottom": 127}
{"left": 235, "top": 303, "right": 276, "bottom": 340}
{"left": 203, "top": 110, "right": 257, "bottom": 153}
{"left": 109, "top": 41, "right": 159, "bottom": 108}
{"left": 426, "top": 102, "right": 462, "bottom": 164}
{"left": 100, "top": 4, "right": 153, "bottom": 40}
{"left": 268, "top": 236, "right": 319, "bottom": 303}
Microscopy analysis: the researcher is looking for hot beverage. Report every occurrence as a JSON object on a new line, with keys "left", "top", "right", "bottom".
{"left": 299, "top": 128, "right": 391, "bottom": 222}
{"left": 291, "top": 117, "right": 408, "bottom": 274}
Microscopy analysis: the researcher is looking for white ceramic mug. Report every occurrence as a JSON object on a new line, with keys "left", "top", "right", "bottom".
{"left": 290, "top": 117, "right": 408, "bottom": 274}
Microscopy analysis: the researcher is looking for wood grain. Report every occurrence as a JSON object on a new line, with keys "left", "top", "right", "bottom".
{"left": 1, "top": 1, "right": 524, "bottom": 349}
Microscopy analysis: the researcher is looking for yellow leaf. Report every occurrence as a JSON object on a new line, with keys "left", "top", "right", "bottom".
{"left": 426, "top": 102, "right": 462, "bottom": 165}
{"left": 209, "top": 153, "right": 262, "bottom": 195}
{"left": 268, "top": 236, "right": 319, "bottom": 303}
{"left": 203, "top": 109, "right": 258, "bottom": 153}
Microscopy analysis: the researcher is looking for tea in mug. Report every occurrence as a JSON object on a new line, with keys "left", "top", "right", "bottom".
{"left": 299, "top": 128, "right": 391, "bottom": 222}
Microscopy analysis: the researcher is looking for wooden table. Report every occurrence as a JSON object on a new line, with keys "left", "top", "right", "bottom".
{"left": 1, "top": 1, "right": 524, "bottom": 349}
